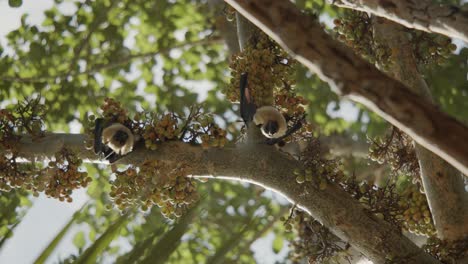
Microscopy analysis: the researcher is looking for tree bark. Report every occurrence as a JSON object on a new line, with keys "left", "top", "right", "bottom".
{"left": 372, "top": 18, "right": 468, "bottom": 242}
{"left": 3, "top": 133, "right": 440, "bottom": 264}
{"left": 209, "top": 0, "right": 241, "bottom": 54}
{"left": 331, "top": 0, "right": 468, "bottom": 43}
{"left": 225, "top": 0, "right": 468, "bottom": 176}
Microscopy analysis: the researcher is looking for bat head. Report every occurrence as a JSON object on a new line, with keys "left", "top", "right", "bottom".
{"left": 263, "top": 120, "right": 279, "bottom": 138}
{"left": 102, "top": 123, "right": 135, "bottom": 155}
{"left": 113, "top": 129, "right": 130, "bottom": 147}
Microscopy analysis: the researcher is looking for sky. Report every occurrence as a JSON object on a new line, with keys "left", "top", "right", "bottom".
{"left": 6, "top": 0, "right": 466, "bottom": 263}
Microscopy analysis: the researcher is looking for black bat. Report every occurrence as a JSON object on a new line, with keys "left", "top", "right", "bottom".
{"left": 94, "top": 117, "right": 136, "bottom": 163}
{"left": 239, "top": 72, "right": 305, "bottom": 144}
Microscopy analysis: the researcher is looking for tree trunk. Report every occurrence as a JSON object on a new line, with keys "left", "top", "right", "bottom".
{"left": 371, "top": 18, "right": 468, "bottom": 242}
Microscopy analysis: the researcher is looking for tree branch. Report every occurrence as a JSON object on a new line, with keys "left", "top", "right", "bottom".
{"left": 208, "top": 0, "right": 241, "bottom": 54}
{"left": 372, "top": 18, "right": 468, "bottom": 242}
{"left": 331, "top": 0, "right": 468, "bottom": 43}
{"left": 2, "top": 133, "right": 440, "bottom": 263}
{"left": 225, "top": 0, "right": 468, "bottom": 176}
{"left": 236, "top": 12, "right": 256, "bottom": 51}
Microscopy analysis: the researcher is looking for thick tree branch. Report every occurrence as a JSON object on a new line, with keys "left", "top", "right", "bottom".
{"left": 3, "top": 133, "right": 439, "bottom": 263}
{"left": 209, "top": 0, "right": 241, "bottom": 54}
{"left": 225, "top": 0, "right": 468, "bottom": 176}
{"left": 372, "top": 18, "right": 468, "bottom": 242}
{"left": 236, "top": 12, "right": 256, "bottom": 52}
{"left": 331, "top": 0, "right": 468, "bottom": 43}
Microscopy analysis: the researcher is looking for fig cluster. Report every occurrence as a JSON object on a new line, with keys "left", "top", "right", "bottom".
{"left": 334, "top": 10, "right": 456, "bottom": 68}
{"left": 100, "top": 97, "right": 128, "bottom": 123}
{"left": 37, "top": 149, "right": 90, "bottom": 202}
{"left": 85, "top": 100, "right": 228, "bottom": 217}
{"left": 284, "top": 209, "right": 350, "bottom": 263}
{"left": 109, "top": 160, "right": 198, "bottom": 219}
{"left": 275, "top": 92, "right": 307, "bottom": 117}
{"left": 423, "top": 236, "right": 468, "bottom": 263}
{"left": 143, "top": 113, "right": 179, "bottom": 150}
{"left": 1, "top": 97, "right": 88, "bottom": 202}
{"left": 412, "top": 31, "right": 456, "bottom": 66}
{"left": 398, "top": 184, "right": 436, "bottom": 236}
{"left": 368, "top": 128, "right": 420, "bottom": 180}
{"left": 333, "top": 11, "right": 387, "bottom": 65}
{"left": 0, "top": 148, "right": 89, "bottom": 202}
{"left": 227, "top": 32, "right": 295, "bottom": 107}
{"left": 295, "top": 138, "right": 344, "bottom": 188}
{"left": 85, "top": 99, "right": 228, "bottom": 151}
{"left": 293, "top": 167, "right": 329, "bottom": 191}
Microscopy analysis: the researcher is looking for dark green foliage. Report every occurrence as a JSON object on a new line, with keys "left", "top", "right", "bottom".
{"left": 8, "top": 0, "right": 22, "bottom": 8}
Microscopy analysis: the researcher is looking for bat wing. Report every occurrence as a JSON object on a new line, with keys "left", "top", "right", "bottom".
{"left": 239, "top": 72, "right": 257, "bottom": 126}
{"left": 94, "top": 118, "right": 105, "bottom": 154}
{"left": 94, "top": 117, "right": 133, "bottom": 163}
{"left": 107, "top": 152, "right": 121, "bottom": 164}
{"left": 266, "top": 114, "right": 307, "bottom": 145}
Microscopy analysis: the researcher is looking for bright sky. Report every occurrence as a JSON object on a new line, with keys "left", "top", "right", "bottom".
{"left": 0, "top": 1, "right": 379, "bottom": 263}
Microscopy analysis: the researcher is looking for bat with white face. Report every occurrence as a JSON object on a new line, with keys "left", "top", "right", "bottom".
{"left": 239, "top": 72, "right": 304, "bottom": 144}
{"left": 94, "top": 118, "right": 136, "bottom": 163}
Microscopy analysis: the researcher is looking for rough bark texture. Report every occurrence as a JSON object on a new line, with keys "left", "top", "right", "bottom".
{"left": 225, "top": 0, "right": 468, "bottom": 176}
{"left": 332, "top": 0, "right": 468, "bottom": 43}
{"left": 236, "top": 12, "right": 256, "bottom": 52}
{"left": 209, "top": 0, "right": 240, "bottom": 54}
{"left": 372, "top": 18, "right": 468, "bottom": 242}
{"left": 4, "top": 133, "right": 440, "bottom": 264}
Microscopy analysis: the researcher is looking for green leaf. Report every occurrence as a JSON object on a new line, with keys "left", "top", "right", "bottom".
{"left": 29, "top": 43, "right": 45, "bottom": 62}
{"left": 272, "top": 236, "right": 284, "bottom": 254}
{"left": 0, "top": 222, "right": 20, "bottom": 250}
{"left": 139, "top": 206, "right": 198, "bottom": 264}
{"left": 73, "top": 231, "right": 86, "bottom": 249}
{"left": 89, "top": 228, "right": 96, "bottom": 241}
{"left": 8, "top": 0, "right": 22, "bottom": 8}
{"left": 74, "top": 213, "right": 131, "bottom": 264}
